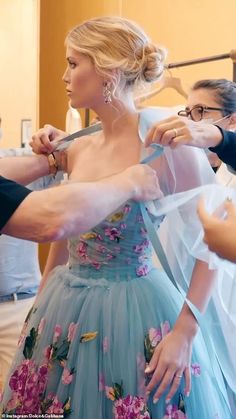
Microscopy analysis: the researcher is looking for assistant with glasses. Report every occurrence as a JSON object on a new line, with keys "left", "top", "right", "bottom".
{"left": 179, "top": 79, "right": 236, "bottom": 170}
{"left": 145, "top": 78, "right": 236, "bottom": 266}
{"left": 146, "top": 78, "right": 236, "bottom": 170}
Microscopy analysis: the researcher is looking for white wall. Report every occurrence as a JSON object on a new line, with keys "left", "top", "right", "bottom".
{"left": 0, "top": 0, "right": 39, "bottom": 148}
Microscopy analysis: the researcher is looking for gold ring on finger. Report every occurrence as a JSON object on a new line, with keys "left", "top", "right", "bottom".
{"left": 173, "top": 128, "right": 178, "bottom": 138}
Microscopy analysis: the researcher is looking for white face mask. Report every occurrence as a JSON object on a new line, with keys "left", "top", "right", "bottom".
{"left": 200, "top": 114, "right": 230, "bottom": 125}
{"left": 201, "top": 114, "right": 231, "bottom": 158}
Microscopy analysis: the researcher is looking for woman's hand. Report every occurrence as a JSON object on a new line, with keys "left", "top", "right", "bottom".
{"left": 145, "top": 330, "right": 192, "bottom": 403}
{"left": 198, "top": 198, "right": 236, "bottom": 262}
{"left": 30, "top": 124, "right": 67, "bottom": 155}
{"left": 145, "top": 116, "right": 223, "bottom": 149}
{"left": 123, "top": 164, "right": 164, "bottom": 202}
{"left": 30, "top": 125, "right": 68, "bottom": 172}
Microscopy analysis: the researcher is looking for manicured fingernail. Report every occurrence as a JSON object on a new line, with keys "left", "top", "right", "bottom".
{"left": 185, "top": 391, "right": 190, "bottom": 397}
{"left": 166, "top": 398, "right": 170, "bottom": 404}
{"left": 153, "top": 397, "right": 158, "bottom": 404}
{"left": 145, "top": 367, "right": 151, "bottom": 373}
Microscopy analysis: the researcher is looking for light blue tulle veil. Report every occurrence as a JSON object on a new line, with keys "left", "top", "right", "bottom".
{"left": 138, "top": 108, "right": 236, "bottom": 396}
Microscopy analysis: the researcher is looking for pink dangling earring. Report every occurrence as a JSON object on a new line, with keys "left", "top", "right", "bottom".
{"left": 103, "top": 81, "right": 112, "bottom": 104}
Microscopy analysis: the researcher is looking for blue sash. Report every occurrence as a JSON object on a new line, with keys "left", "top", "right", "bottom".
{"left": 140, "top": 145, "right": 202, "bottom": 324}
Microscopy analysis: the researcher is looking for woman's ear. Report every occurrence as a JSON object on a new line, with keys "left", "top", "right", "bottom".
{"left": 228, "top": 112, "right": 236, "bottom": 130}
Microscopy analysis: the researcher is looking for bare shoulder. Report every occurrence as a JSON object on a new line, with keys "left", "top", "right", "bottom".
{"left": 66, "top": 133, "right": 99, "bottom": 174}
{"left": 68, "top": 134, "right": 96, "bottom": 154}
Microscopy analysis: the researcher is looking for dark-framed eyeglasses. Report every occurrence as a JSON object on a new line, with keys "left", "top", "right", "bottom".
{"left": 177, "top": 105, "right": 224, "bottom": 122}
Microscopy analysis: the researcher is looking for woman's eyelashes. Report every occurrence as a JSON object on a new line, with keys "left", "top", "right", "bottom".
{"left": 69, "top": 62, "right": 76, "bottom": 69}
{"left": 67, "top": 59, "right": 77, "bottom": 69}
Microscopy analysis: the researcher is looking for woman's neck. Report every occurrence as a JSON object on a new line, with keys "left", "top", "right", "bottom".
{"left": 92, "top": 97, "right": 139, "bottom": 142}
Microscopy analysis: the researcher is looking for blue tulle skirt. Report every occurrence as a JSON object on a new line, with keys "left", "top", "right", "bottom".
{"left": 2, "top": 264, "right": 233, "bottom": 418}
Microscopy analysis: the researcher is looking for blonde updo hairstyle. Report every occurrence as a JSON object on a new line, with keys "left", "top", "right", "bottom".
{"left": 66, "top": 16, "right": 166, "bottom": 95}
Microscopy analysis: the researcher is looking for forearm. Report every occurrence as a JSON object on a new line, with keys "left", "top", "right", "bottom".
{"left": 203, "top": 219, "right": 236, "bottom": 262}
{"left": 0, "top": 154, "right": 50, "bottom": 184}
{"left": 2, "top": 173, "right": 135, "bottom": 242}
{"left": 39, "top": 240, "right": 69, "bottom": 293}
{"left": 209, "top": 128, "right": 236, "bottom": 170}
{"left": 174, "top": 260, "right": 216, "bottom": 338}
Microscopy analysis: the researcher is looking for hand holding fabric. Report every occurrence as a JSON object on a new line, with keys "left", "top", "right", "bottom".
{"left": 30, "top": 124, "right": 67, "bottom": 154}
{"left": 145, "top": 116, "right": 223, "bottom": 149}
{"left": 198, "top": 198, "right": 236, "bottom": 262}
{"left": 120, "top": 164, "right": 164, "bottom": 202}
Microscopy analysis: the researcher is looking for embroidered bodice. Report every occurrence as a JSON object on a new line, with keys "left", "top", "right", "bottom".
{"left": 68, "top": 201, "right": 163, "bottom": 280}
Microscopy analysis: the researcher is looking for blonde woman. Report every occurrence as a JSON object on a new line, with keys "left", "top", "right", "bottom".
{"left": 2, "top": 17, "right": 235, "bottom": 418}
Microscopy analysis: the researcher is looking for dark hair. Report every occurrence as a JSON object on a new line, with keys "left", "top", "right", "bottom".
{"left": 192, "top": 78, "right": 236, "bottom": 116}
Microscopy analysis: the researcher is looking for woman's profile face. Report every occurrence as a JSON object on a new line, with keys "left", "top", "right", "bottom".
{"left": 63, "top": 47, "right": 104, "bottom": 110}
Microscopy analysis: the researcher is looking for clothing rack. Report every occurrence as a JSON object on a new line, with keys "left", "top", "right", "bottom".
{"left": 84, "top": 50, "right": 236, "bottom": 126}
{"left": 167, "top": 50, "right": 236, "bottom": 82}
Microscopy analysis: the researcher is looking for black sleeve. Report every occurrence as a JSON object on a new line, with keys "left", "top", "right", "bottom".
{"left": 209, "top": 128, "right": 236, "bottom": 171}
{"left": 0, "top": 176, "right": 32, "bottom": 230}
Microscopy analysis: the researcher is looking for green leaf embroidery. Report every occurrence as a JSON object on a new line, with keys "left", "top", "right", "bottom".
{"left": 52, "top": 339, "right": 70, "bottom": 363}
{"left": 23, "top": 327, "right": 38, "bottom": 359}
{"left": 144, "top": 334, "right": 155, "bottom": 363}
{"left": 178, "top": 393, "right": 186, "bottom": 413}
{"left": 63, "top": 397, "right": 72, "bottom": 417}
{"left": 113, "top": 382, "right": 124, "bottom": 400}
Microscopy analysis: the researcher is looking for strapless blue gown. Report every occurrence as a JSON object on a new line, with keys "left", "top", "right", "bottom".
{"left": 2, "top": 200, "right": 233, "bottom": 418}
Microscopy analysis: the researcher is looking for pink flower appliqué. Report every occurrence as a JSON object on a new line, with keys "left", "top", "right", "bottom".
{"left": 53, "top": 324, "right": 62, "bottom": 343}
{"left": 136, "top": 264, "right": 149, "bottom": 277}
{"left": 140, "top": 227, "right": 147, "bottom": 236}
{"left": 17, "top": 333, "right": 26, "bottom": 348}
{"left": 62, "top": 367, "right": 74, "bottom": 385}
{"left": 5, "top": 392, "right": 19, "bottom": 412}
{"left": 43, "top": 345, "right": 53, "bottom": 361}
{"left": 123, "top": 204, "right": 131, "bottom": 214}
{"left": 191, "top": 363, "right": 201, "bottom": 377}
{"left": 97, "top": 244, "right": 107, "bottom": 254}
{"left": 148, "top": 321, "right": 170, "bottom": 346}
{"left": 161, "top": 321, "right": 171, "bottom": 337}
{"left": 38, "top": 317, "right": 46, "bottom": 335}
{"left": 107, "top": 254, "right": 114, "bottom": 261}
{"left": 133, "top": 239, "right": 150, "bottom": 254}
{"left": 7, "top": 359, "right": 49, "bottom": 413}
{"left": 105, "top": 227, "right": 121, "bottom": 241}
{"left": 148, "top": 327, "right": 162, "bottom": 347}
{"left": 76, "top": 241, "right": 88, "bottom": 259}
{"left": 99, "top": 373, "right": 106, "bottom": 391}
{"left": 136, "top": 354, "right": 146, "bottom": 396}
{"left": 92, "top": 261, "right": 101, "bottom": 270}
{"left": 46, "top": 394, "right": 64, "bottom": 414}
{"left": 163, "top": 403, "right": 186, "bottom": 419}
{"left": 67, "top": 322, "right": 78, "bottom": 342}
{"left": 113, "top": 395, "right": 150, "bottom": 418}
{"left": 136, "top": 215, "right": 144, "bottom": 223}
{"left": 103, "top": 336, "right": 109, "bottom": 353}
